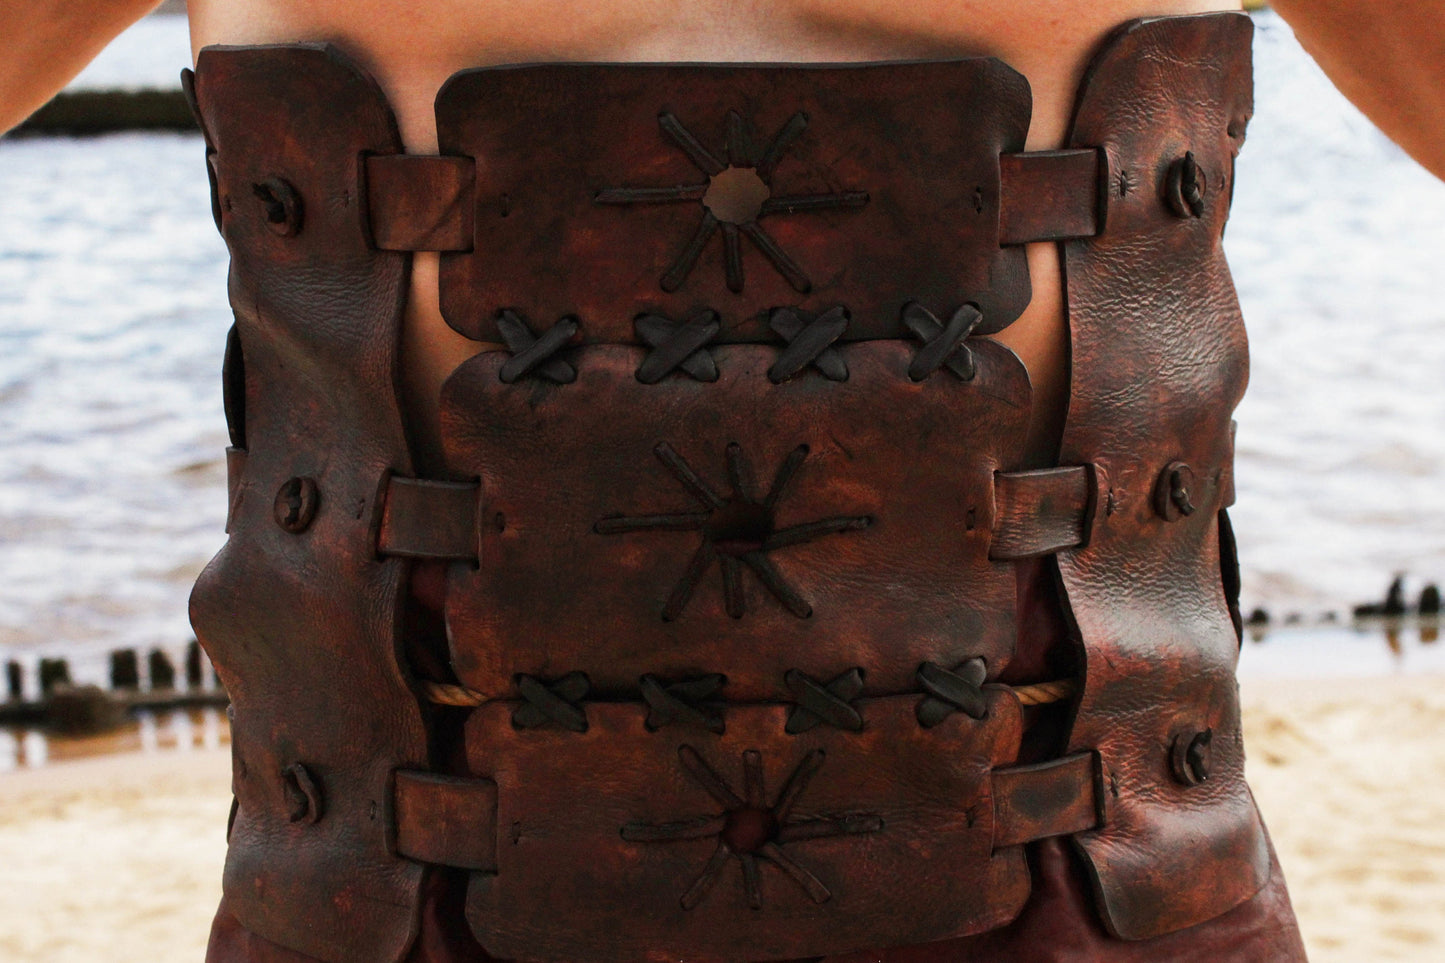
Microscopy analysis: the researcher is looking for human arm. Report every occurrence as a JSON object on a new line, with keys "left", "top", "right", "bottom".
{"left": 1271, "top": 0, "right": 1445, "bottom": 180}
{"left": 0, "top": 0, "right": 163, "bottom": 134}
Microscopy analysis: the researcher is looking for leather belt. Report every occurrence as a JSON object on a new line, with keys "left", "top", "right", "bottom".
{"left": 374, "top": 464, "right": 1096, "bottom": 563}
{"left": 391, "top": 749, "right": 1101, "bottom": 871}
{"left": 364, "top": 149, "right": 1101, "bottom": 254}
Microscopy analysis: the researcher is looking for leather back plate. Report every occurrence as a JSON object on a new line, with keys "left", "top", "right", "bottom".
{"left": 439, "top": 339, "right": 1030, "bottom": 702}
{"left": 435, "top": 61, "right": 1033, "bottom": 342}
{"left": 462, "top": 691, "right": 1028, "bottom": 961}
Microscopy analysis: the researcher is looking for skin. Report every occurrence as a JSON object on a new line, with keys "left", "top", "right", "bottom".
{"left": 2, "top": 0, "right": 1443, "bottom": 469}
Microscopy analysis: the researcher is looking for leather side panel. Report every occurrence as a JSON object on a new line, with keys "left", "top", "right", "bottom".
{"left": 189, "top": 45, "right": 428, "bottom": 963}
{"left": 1056, "top": 14, "right": 1271, "bottom": 939}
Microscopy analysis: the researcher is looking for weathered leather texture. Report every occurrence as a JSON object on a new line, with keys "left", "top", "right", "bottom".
{"left": 434, "top": 61, "right": 1034, "bottom": 340}
{"left": 188, "top": 46, "right": 428, "bottom": 963}
{"left": 188, "top": 13, "right": 1286, "bottom": 961}
{"left": 440, "top": 340, "right": 1029, "bottom": 702}
{"left": 1056, "top": 13, "right": 1270, "bottom": 940}
{"left": 462, "top": 691, "right": 1030, "bottom": 962}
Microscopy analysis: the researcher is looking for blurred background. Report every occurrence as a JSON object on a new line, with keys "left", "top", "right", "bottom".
{"left": 0, "top": 5, "right": 1441, "bottom": 962}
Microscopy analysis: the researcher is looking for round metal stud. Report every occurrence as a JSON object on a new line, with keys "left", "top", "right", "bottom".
{"left": 1153, "top": 461, "right": 1198, "bottom": 522}
{"left": 1165, "top": 151, "right": 1206, "bottom": 218}
{"left": 252, "top": 177, "right": 304, "bottom": 236}
{"left": 1170, "top": 728, "right": 1213, "bottom": 787}
{"left": 274, "top": 476, "right": 319, "bottom": 533}
{"left": 282, "top": 762, "right": 324, "bottom": 824}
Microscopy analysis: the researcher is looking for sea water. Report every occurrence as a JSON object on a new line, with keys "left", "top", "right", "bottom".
{"left": 2, "top": 12, "right": 1444, "bottom": 685}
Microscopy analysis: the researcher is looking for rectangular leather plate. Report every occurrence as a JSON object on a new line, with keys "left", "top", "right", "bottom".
{"left": 462, "top": 691, "right": 1028, "bottom": 962}
{"left": 435, "top": 60, "right": 1032, "bottom": 342}
{"left": 439, "top": 339, "right": 1030, "bottom": 702}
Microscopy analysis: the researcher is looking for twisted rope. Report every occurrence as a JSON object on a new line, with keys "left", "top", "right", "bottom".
{"left": 420, "top": 677, "right": 1081, "bottom": 710}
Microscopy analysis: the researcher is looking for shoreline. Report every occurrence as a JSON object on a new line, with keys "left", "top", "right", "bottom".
{"left": 0, "top": 675, "right": 1441, "bottom": 961}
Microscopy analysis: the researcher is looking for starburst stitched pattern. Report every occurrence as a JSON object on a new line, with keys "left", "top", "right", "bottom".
{"left": 596, "top": 110, "right": 869, "bottom": 293}
{"left": 621, "top": 746, "right": 883, "bottom": 910}
{"left": 594, "top": 442, "right": 870, "bottom": 621}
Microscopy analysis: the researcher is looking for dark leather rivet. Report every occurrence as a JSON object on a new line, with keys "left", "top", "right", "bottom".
{"left": 274, "top": 476, "right": 319, "bottom": 533}
{"left": 252, "top": 177, "right": 303, "bottom": 236}
{"left": 1153, "top": 461, "right": 1197, "bottom": 522}
{"left": 282, "top": 762, "right": 324, "bottom": 823}
{"left": 1165, "top": 151, "right": 1206, "bottom": 218}
{"left": 1171, "top": 728, "right": 1213, "bottom": 787}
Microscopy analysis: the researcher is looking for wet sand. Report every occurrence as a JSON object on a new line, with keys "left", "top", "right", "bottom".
{"left": 0, "top": 676, "right": 1441, "bottom": 962}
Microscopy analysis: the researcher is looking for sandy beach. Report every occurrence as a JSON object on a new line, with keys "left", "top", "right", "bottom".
{"left": 0, "top": 676, "right": 1441, "bottom": 962}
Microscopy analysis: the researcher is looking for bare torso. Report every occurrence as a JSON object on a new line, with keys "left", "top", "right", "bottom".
{"left": 187, "top": 0, "right": 1241, "bottom": 469}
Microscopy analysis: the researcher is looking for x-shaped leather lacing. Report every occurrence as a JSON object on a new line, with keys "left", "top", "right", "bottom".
{"left": 512, "top": 672, "right": 591, "bottom": 732}
{"left": 634, "top": 309, "right": 721, "bottom": 384}
{"left": 497, "top": 310, "right": 578, "bottom": 384}
{"left": 901, "top": 302, "right": 984, "bottom": 381}
{"left": 915, "top": 658, "right": 989, "bottom": 727}
{"left": 768, "top": 305, "right": 850, "bottom": 383}
{"left": 784, "top": 667, "right": 865, "bottom": 734}
{"left": 639, "top": 673, "right": 728, "bottom": 733}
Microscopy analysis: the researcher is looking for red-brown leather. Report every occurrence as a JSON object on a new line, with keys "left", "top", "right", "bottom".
{"left": 434, "top": 61, "right": 1035, "bottom": 340}
{"left": 190, "top": 13, "right": 1301, "bottom": 962}
{"left": 1056, "top": 13, "right": 1271, "bottom": 940}
{"left": 439, "top": 340, "right": 1029, "bottom": 703}
{"left": 188, "top": 45, "right": 429, "bottom": 963}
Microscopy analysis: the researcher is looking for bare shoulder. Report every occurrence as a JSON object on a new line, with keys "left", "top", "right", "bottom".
{"left": 1270, "top": 0, "right": 1445, "bottom": 179}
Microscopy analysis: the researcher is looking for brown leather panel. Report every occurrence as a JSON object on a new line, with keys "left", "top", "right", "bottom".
{"left": 394, "top": 771, "right": 499, "bottom": 872}
{"left": 366, "top": 155, "right": 475, "bottom": 252}
{"left": 439, "top": 339, "right": 1030, "bottom": 702}
{"left": 435, "top": 60, "right": 1033, "bottom": 342}
{"left": 990, "top": 465, "right": 1093, "bottom": 559}
{"left": 999, "top": 150, "right": 1101, "bottom": 244}
{"left": 1056, "top": 14, "right": 1269, "bottom": 940}
{"left": 460, "top": 690, "right": 1029, "bottom": 961}
{"left": 992, "top": 752, "right": 1099, "bottom": 849}
{"left": 190, "top": 44, "right": 428, "bottom": 963}
{"left": 379, "top": 476, "right": 481, "bottom": 561}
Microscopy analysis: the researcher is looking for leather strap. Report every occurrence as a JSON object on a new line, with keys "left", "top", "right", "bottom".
{"left": 364, "top": 149, "right": 1099, "bottom": 253}
{"left": 993, "top": 752, "right": 1100, "bottom": 848}
{"left": 225, "top": 446, "right": 248, "bottom": 534}
{"left": 375, "top": 467, "right": 1095, "bottom": 562}
{"left": 991, "top": 465, "right": 1094, "bottom": 559}
{"left": 366, "top": 154, "right": 475, "bottom": 252}
{"left": 999, "top": 149, "right": 1102, "bottom": 244}
{"left": 393, "top": 770, "right": 498, "bottom": 871}
{"left": 377, "top": 476, "right": 481, "bottom": 560}
{"left": 392, "top": 751, "right": 1098, "bottom": 869}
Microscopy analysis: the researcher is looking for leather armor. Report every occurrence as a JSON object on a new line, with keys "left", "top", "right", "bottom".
{"left": 185, "top": 13, "right": 1301, "bottom": 962}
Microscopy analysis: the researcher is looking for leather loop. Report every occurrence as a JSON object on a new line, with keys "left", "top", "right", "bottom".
{"left": 992, "top": 752, "right": 1100, "bottom": 849}
{"left": 768, "top": 306, "right": 850, "bottom": 383}
{"left": 634, "top": 310, "right": 721, "bottom": 383}
{"left": 366, "top": 154, "right": 475, "bottom": 252}
{"left": 991, "top": 465, "right": 1094, "bottom": 559}
{"left": 999, "top": 149, "right": 1102, "bottom": 244}
{"left": 393, "top": 770, "right": 499, "bottom": 871}
{"left": 783, "top": 668, "right": 865, "bottom": 734}
{"left": 497, "top": 311, "right": 578, "bottom": 384}
{"left": 639, "top": 673, "right": 728, "bottom": 733}
{"left": 225, "top": 446, "right": 248, "bottom": 535}
{"left": 377, "top": 476, "right": 481, "bottom": 561}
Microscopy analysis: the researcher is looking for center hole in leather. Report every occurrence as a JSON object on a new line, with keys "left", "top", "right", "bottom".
{"left": 721, "top": 807, "right": 777, "bottom": 854}
{"left": 703, "top": 167, "right": 770, "bottom": 224}
{"left": 706, "top": 498, "right": 773, "bottom": 556}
